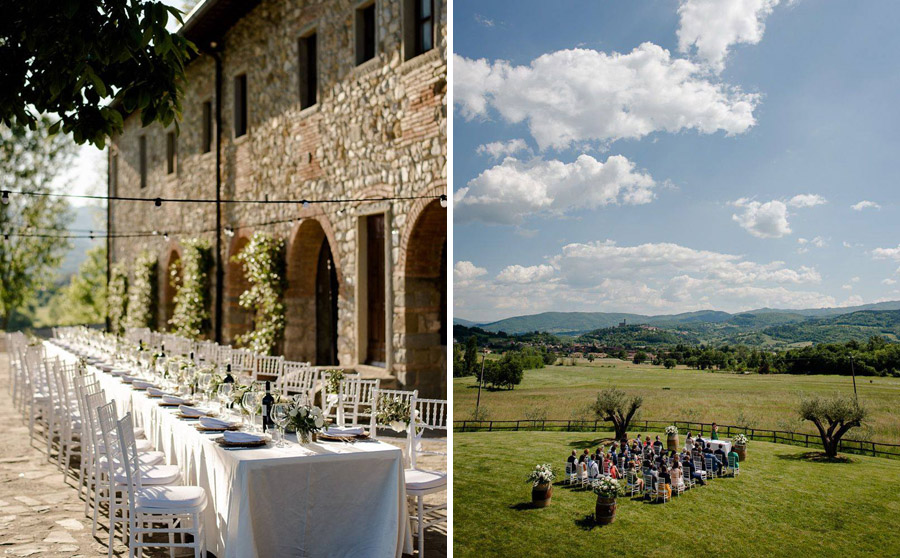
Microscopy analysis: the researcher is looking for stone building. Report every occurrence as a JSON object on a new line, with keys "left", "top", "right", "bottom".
{"left": 108, "top": 0, "right": 447, "bottom": 397}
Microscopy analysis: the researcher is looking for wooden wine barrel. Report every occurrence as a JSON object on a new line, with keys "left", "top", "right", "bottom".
{"left": 531, "top": 483, "right": 552, "bottom": 508}
{"left": 667, "top": 434, "right": 679, "bottom": 452}
{"left": 595, "top": 496, "right": 617, "bottom": 525}
{"left": 735, "top": 444, "right": 747, "bottom": 461}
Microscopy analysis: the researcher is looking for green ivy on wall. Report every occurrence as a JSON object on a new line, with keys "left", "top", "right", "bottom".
{"left": 125, "top": 250, "right": 157, "bottom": 330}
{"left": 107, "top": 262, "right": 128, "bottom": 335}
{"left": 233, "top": 232, "right": 286, "bottom": 355}
{"left": 168, "top": 238, "right": 214, "bottom": 340}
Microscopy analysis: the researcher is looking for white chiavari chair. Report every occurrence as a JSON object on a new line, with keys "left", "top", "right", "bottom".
{"left": 276, "top": 364, "right": 319, "bottom": 403}
{"left": 230, "top": 348, "right": 255, "bottom": 377}
{"left": 253, "top": 355, "right": 285, "bottom": 382}
{"left": 116, "top": 413, "right": 207, "bottom": 558}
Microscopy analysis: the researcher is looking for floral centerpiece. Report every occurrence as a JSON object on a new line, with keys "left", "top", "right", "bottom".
{"left": 527, "top": 464, "right": 555, "bottom": 508}
{"left": 230, "top": 384, "right": 253, "bottom": 413}
{"left": 375, "top": 394, "right": 414, "bottom": 432}
{"left": 324, "top": 369, "right": 345, "bottom": 394}
{"left": 286, "top": 398, "right": 326, "bottom": 443}
{"left": 732, "top": 433, "right": 748, "bottom": 460}
{"left": 593, "top": 476, "right": 623, "bottom": 525}
{"left": 665, "top": 425, "right": 679, "bottom": 451}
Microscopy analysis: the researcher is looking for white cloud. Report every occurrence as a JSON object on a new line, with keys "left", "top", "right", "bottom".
{"left": 453, "top": 43, "right": 758, "bottom": 150}
{"left": 883, "top": 278, "right": 898, "bottom": 286}
{"left": 475, "top": 139, "right": 528, "bottom": 159}
{"left": 677, "top": 0, "right": 782, "bottom": 72}
{"left": 872, "top": 245, "right": 900, "bottom": 261}
{"left": 455, "top": 154, "right": 656, "bottom": 225}
{"left": 851, "top": 200, "right": 881, "bottom": 211}
{"left": 454, "top": 261, "right": 488, "bottom": 284}
{"left": 731, "top": 198, "right": 791, "bottom": 238}
{"left": 797, "top": 236, "right": 826, "bottom": 253}
{"left": 850, "top": 276, "right": 860, "bottom": 283}
{"left": 474, "top": 14, "right": 494, "bottom": 27}
{"left": 788, "top": 194, "right": 827, "bottom": 208}
{"left": 841, "top": 284, "right": 853, "bottom": 291}
{"left": 496, "top": 264, "right": 556, "bottom": 284}
{"left": 454, "top": 238, "right": 840, "bottom": 321}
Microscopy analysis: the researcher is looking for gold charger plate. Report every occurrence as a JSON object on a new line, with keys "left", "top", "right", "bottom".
{"left": 317, "top": 431, "right": 370, "bottom": 442}
{"left": 195, "top": 424, "right": 240, "bottom": 432}
{"left": 214, "top": 436, "right": 268, "bottom": 448}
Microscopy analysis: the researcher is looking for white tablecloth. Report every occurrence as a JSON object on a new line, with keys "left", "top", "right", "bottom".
{"left": 47, "top": 342, "right": 412, "bottom": 558}
{"left": 689, "top": 438, "right": 732, "bottom": 454}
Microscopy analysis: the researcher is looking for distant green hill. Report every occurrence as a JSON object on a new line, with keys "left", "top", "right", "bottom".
{"left": 576, "top": 325, "right": 699, "bottom": 348}
{"left": 759, "top": 310, "right": 900, "bottom": 344}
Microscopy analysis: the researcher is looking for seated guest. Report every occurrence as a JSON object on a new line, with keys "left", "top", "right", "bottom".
{"left": 685, "top": 431, "right": 694, "bottom": 448}
{"left": 627, "top": 461, "right": 644, "bottom": 491}
{"left": 653, "top": 435, "right": 663, "bottom": 449}
{"left": 728, "top": 448, "right": 740, "bottom": 470}
{"left": 567, "top": 450, "right": 577, "bottom": 466}
{"left": 619, "top": 438, "right": 629, "bottom": 454}
{"left": 704, "top": 444, "right": 724, "bottom": 473}
{"left": 577, "top": 460, "right": 588, "bottom": 482}
{"left": 594, "top": 447, "right": 603, "bottom": 463}
{"left": 609, "top": 461, "right": 620, "bottom": 479}
{"left": 659, "top": 463, "right": 672, "bottom": 498}
{"left": 670, "top": 460, "right": 685, "bottom": 490}
{"left": 579, "top": 448, "right": 590, "bottom": 463}
{"left": 645, "top": 435, "right": 652, "bottom": 448}
{"left": 589, "top": 458, "right": 600, "bottom": 479}
{"left": 714, "top": 446, "right": 728, "bottom": 467}
{"left": 683, "top": 456, "right": 706, "bottom": 485}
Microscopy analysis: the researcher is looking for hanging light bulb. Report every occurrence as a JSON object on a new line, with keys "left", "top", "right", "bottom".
{"left": 163, "top": 232, "right": 169, "bottom": 241}
{"left": 302, "top": 200, "right": 310, "bottom": 209}
{"left": 0, "top": 191, "right": 9, "bottom": 205}
{"left": 224, "top": 227, "right": 235, "bottom": 238}
{"left": 154, "top": 198, "right": 162, "bottom": 208}
{"left": 89, "top": 231, "right": 94, "bottom": 240}
{"left": 3, "top": 233, "right": 8, "bottom": 241}
{"left": 439, "top": 194, "right": 447, "bottom": 208}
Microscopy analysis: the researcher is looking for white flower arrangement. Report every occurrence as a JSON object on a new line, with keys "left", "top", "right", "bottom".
{"left": 732, "top": 433, "right": 749, "bottom": 446}
{"left": 665, "top": 425, "right": 679, "bottom": 436}
{"left": 526, "top": 464, "right": 555, "bottom": 486}
{"left": 287, "top": 398, "right": 326, "bottom": 434}
{"left": 592, "top": 476, "right": 622, "bottom": 498}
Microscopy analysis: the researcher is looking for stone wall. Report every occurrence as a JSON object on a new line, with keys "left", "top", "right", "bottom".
{"left": 109, "top": 0, "right": 447, "bottom": 397}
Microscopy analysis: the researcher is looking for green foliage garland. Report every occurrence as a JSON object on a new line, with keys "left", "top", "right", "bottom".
{"left": 125, "top": 250, "right": 157, "bottom": 329}
{"left": 168, "top": 238, "right": 213, "bottom": 339}
{"left": 233, "top": 232, "right": 286, "bottom": 355}
{"left": 108, "top": 263, "right": 129, "bottom": 335}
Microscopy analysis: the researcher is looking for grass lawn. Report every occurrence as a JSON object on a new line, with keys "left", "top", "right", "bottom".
{"left": 453, "top": 359, "right": 900, "bottom": 444}
{"left": 454, "top": 431, "right": 900, "bottom": 558}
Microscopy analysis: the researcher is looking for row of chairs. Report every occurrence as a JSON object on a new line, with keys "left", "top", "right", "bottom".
{"left": 12, "top": 329, "right": 448, "bottom": 558}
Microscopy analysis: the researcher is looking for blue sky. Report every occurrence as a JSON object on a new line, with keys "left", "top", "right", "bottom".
{"left": 453, "top": 0, "right": 900, "bottom": 323}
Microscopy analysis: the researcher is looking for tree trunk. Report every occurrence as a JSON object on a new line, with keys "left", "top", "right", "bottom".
{"left": 823, "top": 438, "right": 837, "bottom": 458}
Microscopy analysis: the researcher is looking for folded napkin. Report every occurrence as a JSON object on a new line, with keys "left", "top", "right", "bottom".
{"left": 178, "top": 405, "right": 207, "bottom": 417}
{"left": 147, "top": 387, "right": 167, "bottom": 397}
{"left": 110, "top": 368, "right": 129, "bottom": 376}
{"left": 324, "top": 426, "right": 364, "bottom": 437}
{"left": 199, "top": 416, "right": 235, "bottom": 429}
{"left": 223, "top": 431, "right": 264, "bottom": 443}
{"left": 162, "top": 395, "right": 188, "bottom": 405}
{"left": 132, "top": 381, "right": 156, "bottom": 390}
{"left": 122, "top": 375, "right": 140, "bottom": 383}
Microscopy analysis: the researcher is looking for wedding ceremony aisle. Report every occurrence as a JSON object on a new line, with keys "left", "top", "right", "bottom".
{"left": 0, "top": 338, "right": 446, "bottom": 557}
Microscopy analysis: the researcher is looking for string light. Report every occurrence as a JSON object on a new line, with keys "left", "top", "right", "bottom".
{"left": 224, "top": 227, "right": 235, "bottom": 237}
{"left": 1, "top": 191, "right": 9, "bottom": 205}
{"left": 163, "top": 232, "right": 169, "bottom": 241}
{"left": 154, "top": 198, "right": 162, "bottom": 208}
{"left": 439, "top": 194, "right": 448, "bottom": 208}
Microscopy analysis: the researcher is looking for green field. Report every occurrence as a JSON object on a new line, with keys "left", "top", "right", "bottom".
{"left": 454, "top": 431, "right": 900, "bottom": 558}
{"left": 453, "top": 359, "right": 900, "bottom": 445}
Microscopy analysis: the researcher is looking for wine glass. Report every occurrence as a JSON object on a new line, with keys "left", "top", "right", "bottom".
{"left": 217, "top": 383, "right": 233, "bottom": 415}
{"left": 271, "top": 403, "right": 289, "bottom": 447}
{"left": 197, "top": 373, "right": 212, "bottom": 404}
{"left": 242, "top": 391, "right": 262, "bottom": 432}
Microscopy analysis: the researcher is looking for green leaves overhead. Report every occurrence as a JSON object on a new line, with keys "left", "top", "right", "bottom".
{"left": 0, "top": 0, "right": 197, "bottom": 148}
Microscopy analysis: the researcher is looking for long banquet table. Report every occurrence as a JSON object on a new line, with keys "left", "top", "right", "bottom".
{"left": 46, "top": 341, "right": 412, "bottom": 558}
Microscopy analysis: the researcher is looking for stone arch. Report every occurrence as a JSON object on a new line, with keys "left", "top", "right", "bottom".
{"left": 224, "top": 232, "right": 253, "bottom": 345}
{"left": 161, "top": 244, "right": 183, "bottom": 332}
{"left": 401, "top": 198, "right": 447, "bottom": 398}
{"left": 284, "top": 216, "right": 342, "bottom": 365}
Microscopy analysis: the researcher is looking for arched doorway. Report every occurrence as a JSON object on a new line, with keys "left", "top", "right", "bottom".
{"left": 224, "top": 234, "right": 253, "bottom": 345}
{"left": 162, "top": 248, "right": 181, "bottom": 331}
{"left": 284, "top": 219, "right": 340, "bottom": 364}
{"left": 403, "top": 199, "right": 447, "bottom": 398}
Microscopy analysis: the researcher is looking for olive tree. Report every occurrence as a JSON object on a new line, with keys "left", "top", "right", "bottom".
{"left": 799, "top": 395, "right": 867, "bottom": 458}
{"left": 592, "top": 388, "right": 643, "bottom": 441}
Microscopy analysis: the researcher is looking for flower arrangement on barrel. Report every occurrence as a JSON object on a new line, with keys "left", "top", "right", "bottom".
{"left": 732, "top": 433, "right": 749, "bottom": 460}
{"left": 593, "top": 476, "right": 623, "bottom": 525}
{"left": 665, "top": 425, "right": 679, "bottom": 451}
{"left": 527, "top": 464, "right": 555, "bottom": 508}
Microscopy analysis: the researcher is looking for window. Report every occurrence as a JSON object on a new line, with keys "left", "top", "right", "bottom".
{"left": 110, "top": 151, "right": 118, "bottom": 195}
{"left": 299, "top": 32, "right": 318, "bottom": 109}
{"left": 415, "top": 0, "right": 433, "bottom": 56}
{"left": 234, "top": 74, "right": 248, "bottom": 137}
{"left": 166, "top": 131, "right": 177, "bottom": 174}
{"left": 139, "top": 136, "right": 147, "bottom": 189}
{"left": 404, "top": 0, "right": 434, "bottom": 60}
{"left": 201, "top": 100, "right": 213, "bottom": 153}
{"left": 364, "top": 213, "right": 386, "bottom": 365}
{"left": 355, "top": 2, "right": 376, "bottom": 65}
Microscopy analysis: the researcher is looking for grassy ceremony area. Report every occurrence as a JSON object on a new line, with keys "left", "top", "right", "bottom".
{"left": 453, "top": 359, "right": 900, "bottom": 444}
{"left": 454, "top": 431, "right": 900, "bottom": 558}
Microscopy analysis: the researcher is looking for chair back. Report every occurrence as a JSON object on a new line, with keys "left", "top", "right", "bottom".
{"left": 231, "top": 349, "right": 256, "bottom": 375}
{"left": 115, "top": 413, "right": 142, "bottom": 524}
{"left": 728, "top": 454, "right": 738, "bottom": 468}
{"left": 85, "top": 390, "right": 107, "bottom": 457}
{"left": 277, "top": 365, "right": 319, "bottom": 401}
{"left": 410, "top": 397, "right": 447, "bottom": 469}
{"left": 704, "top": 455, "right": 714, "bottom": 472}
{"left": 254, "top": 355, "right": 285, "bottom": 381}
{"left": 96, "top": 401, "right": 120, "bottom": 473}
